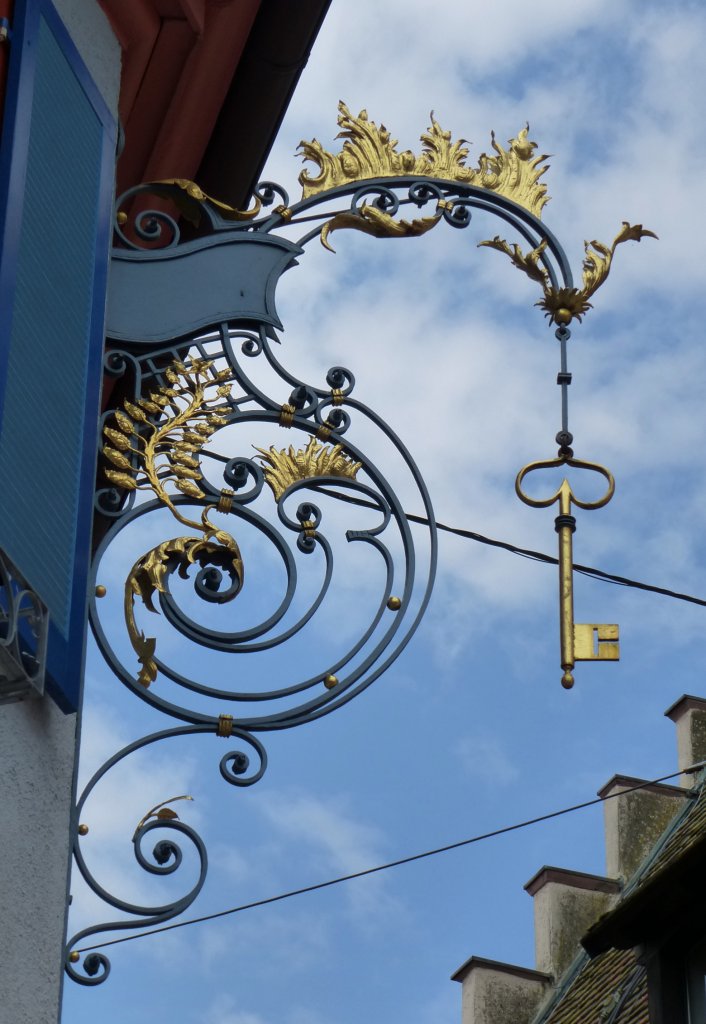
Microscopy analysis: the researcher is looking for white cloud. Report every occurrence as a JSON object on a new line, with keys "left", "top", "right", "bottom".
{"left": 254, "top": 789, "right": 400, "bottom": 926}
{"left": 257, "top": 790, "right": 383, "bottom": 874}
{"left": 206, "top": 996, "right": 269, "bottom": 1024}
{"left": 454, "top": 734, "right": 520, "bottom": 788}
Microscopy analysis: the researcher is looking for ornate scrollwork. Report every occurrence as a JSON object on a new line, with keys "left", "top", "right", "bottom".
{"left": 74, "top": 103, "right": 652, "bottom": 988}
{"left": 114, "top": 179, "right": 262, "bottom": 249}
{"left": 103, "top": 358, "right": 244, "bottom": 687}
{"left": 256, "top": 438, "right": 362, "bottom": 501}
{"left": 132, "top": 795, "right": 194, "bottom": 837}
{"left": 298, "top": 101, "right": 550, "bottom": 218}
{"left": 127, "top": 524, "right": 244, "bottom": 687}
{"left": 479, "top": 222, "right": 658, "bottom": 324}
{"left": 148, "top": 179, "right": 262, "bottom": 222}
{"left": 90, "top": 320, "right": 436, "bottom": 735}
{"left": 66, "top": 724, "right": 267, "bottom": 985}
{"left": 320, "top": 202, "right": 442, "bottom": 251}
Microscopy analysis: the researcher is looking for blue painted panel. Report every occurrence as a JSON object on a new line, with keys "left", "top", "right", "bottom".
{"left": 0, "top": 0, "right": 116, "bottom": 710}
{"left": 0, "top": 16, "right": 103, "bottom": 636}
{"left": 107, "top": 233, "right": 302, "bottom": 343}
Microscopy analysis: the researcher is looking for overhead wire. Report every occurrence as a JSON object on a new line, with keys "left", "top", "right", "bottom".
{"left": 313, "top": 485, "right": 706, "bottom": 609}
{"left": 78, "top": 455, "right": 706, "bottom": 954}
{"left": 75, "top": 764, "right": 705, "bottom": 955}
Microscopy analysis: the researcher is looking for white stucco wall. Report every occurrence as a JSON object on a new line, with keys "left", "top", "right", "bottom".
{"left": 0, "top": 3, "right": 120, "bottom": 1022}
{"left": 0, "top": 698, "right": 79, "bottom": 1024}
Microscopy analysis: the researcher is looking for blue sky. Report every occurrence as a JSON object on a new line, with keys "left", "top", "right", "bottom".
{"left": 64, "top": 1, "right": 706, "bottom": 1022}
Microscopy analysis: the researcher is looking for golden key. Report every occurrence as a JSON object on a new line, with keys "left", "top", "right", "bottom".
{"left": 515, "top": 456, "right": 619, "bottom": 689}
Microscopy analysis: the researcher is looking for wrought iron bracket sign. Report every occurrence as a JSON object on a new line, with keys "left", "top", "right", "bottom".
{"left": 66, "top": 103, "right": 654, "bottom": 984}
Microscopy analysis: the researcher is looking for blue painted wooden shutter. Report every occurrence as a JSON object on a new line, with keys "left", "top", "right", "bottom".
{"left": 0, "top": 0, "right": 117, "bottom": 711}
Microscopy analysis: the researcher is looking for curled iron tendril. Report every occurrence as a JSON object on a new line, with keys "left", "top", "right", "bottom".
{"left": 65, "top": 726, "right": 267, "bottom": 984}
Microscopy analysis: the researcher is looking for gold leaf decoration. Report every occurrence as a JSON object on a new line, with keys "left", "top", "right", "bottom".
{"left": 135, "top": 635, "right": 157, "bottom": 688}
{"left": 115, "top": 411, "right": 134, "bottom": 434}
{"left": 172, "top": 466, "right": 202, "bottom": 480}
{"left": 133, "top": 795, "right": 194, "bottom": 839}
{"left": 478, "top": 222, "right": 657, "bottom": 325}
{"left": 148, "top": 178, "right": 262, "bottom": 222}
{"left": 104, "top": 447, "right": 132, "bottom": 471}
{"left": 138, "top": 398, "right": 162, "bottom": 414}
{"left": 102, "top": 357, "right": 244, "bottom": 686}
{"left": 126, "top": 526, "right": 244, "bottom": 687}
{"left": 172, "top": 454, "right": 200, "bottom": 469}
{"left": 124, "top": 400, "right": 149, "bottom": 423}
{"left": 175, "top": 480, "right": 206, "bottom": 499}
{"left": 320, "top": 203, "right": 442, "bottom": 252}
{"left": 183, "top": 430, "right": 205, "bottom": 445}
{"left": 477, "top": 128, "right": 550, "bottom": 220}
{"left": 256, "top": 437, "right": 362, "bottom": 502}
{"left": 105, "top": 470, "right": 137, "bottom": 490}
{"left": 478, "top": 236, "right": 549, "bottom": 286}
{"left": 104, "top": 426, "right": 131, "bottom": 451}
{"left": 298, "top": 101, "right": 550, "bottom": 218}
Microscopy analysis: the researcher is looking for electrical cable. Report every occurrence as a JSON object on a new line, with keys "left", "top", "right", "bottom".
{"left": 74, "top": 763, "right": 705, "bottom": 955}
{"left": 313, "top": 486, "right": 706, "bottom": 609}
{"left": 199, "top": 414, "right": 706, "bottom": 608}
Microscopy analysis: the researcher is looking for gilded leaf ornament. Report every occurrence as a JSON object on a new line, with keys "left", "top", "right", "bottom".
{"left": 256, "top": 437, "right": 362, "bottom": 502}
{"left": 297, "top": 101, "right": 550, "bottom": 218}
{"left": 102, "top": 358, "right": 243, "bottom": 687}
{"left": 144, "top": 178, "right": 262, "bottom": 223}
{"left": 320, "top": 203, "right": 442, "bottom": 252}
{"left": 132, "top": 796, "right": 194, "bottom": 840}
{"left": 478, "top": 236, "right": 550, "bottom": 286}
{"left": 479, "top": 222, "right": 658, "bottom": 324}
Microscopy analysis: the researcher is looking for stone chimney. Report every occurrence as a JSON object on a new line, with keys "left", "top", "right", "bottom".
{"left": 665, "top": 694, "right": 706, "bottom": 785}
{"left": 598, "top": 774, "right": 687, "bottom": 881}
{"left": 451, "top": 693, "right": 706, "bottom": 1024}
{"left": 524, "top": 867, "right": 620, "bottom": 978}
{"left": 451, "top": 956, "right": 552, "bottom": 1024}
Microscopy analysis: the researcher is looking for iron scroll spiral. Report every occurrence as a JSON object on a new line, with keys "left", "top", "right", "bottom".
{"left": 66, "top": 724, "right": 266, "bottom": 985}
{"left": 70, "top": 155, "right": 576, "bottom": 985}
{"left": 90, "top": 323, "right": 437, "bottom": 729}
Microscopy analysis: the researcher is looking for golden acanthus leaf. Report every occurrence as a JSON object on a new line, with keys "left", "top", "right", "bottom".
{"left": 477, "top": 236, "right": 549, "bottom": 286}
{"left": 320, "top": 203, "right": 441, "bottom": 252}
{"left": 129, "top": 179, "right": 262, "bottom": 225}
{"left": 579, "top": 222, "right": 658, "bottom": 301}
{"left": 256, "top": 437, "right": 362, "bottom": 502}
{"left": 478, "top": 222, "right": 657, "bottom": 325}
{"left": 126, "top": 524, "right": 244, "bottom": 688}
{"left": 298, "top": 101, "right": 550, "bottom": 218}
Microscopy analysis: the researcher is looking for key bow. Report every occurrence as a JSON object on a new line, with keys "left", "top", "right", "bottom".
{"left": 515, "top": 456, "right": 615, "bottom": 515}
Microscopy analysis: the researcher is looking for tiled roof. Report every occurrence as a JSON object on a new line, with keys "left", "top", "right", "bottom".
{"left": 538, "top": 948, "right": 645, "bottom": 1024}
{"left": 634, "top": 776, "right": 706, "bottom": 888}
{"left": 533, "top": 773, "right": 706, "bottom": 1024}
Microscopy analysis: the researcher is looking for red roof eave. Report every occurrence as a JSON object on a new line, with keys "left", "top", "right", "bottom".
{"left": 98, "top": 0, "right": 262, "bottom": 197}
